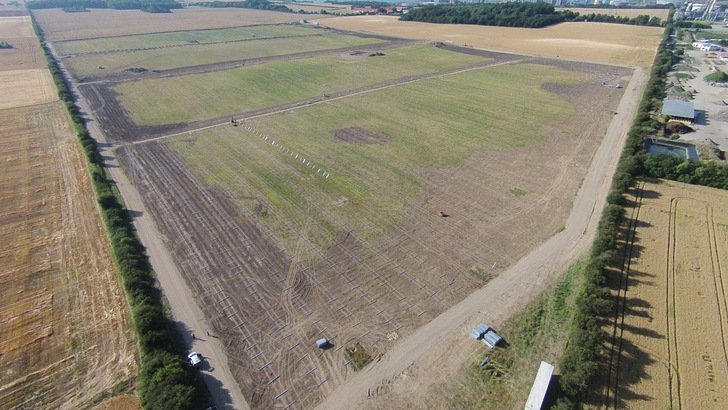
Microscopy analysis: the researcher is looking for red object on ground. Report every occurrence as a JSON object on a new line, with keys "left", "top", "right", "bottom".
{"left": 439, "top": 211, "right": 445, "bottom": 217}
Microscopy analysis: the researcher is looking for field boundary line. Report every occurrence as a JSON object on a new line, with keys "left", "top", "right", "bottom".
{"left": 666, "top": 197, "right": 681, "bottom": 409}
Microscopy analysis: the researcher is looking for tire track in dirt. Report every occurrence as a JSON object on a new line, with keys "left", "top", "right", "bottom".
{"left": 666, "top": 197, "right": 682, "bottom": 409}
{"left": 602, "top": 181, "right": 645, "bottom": 408}
{"left": 705, "top": 206, "right": 728, "bottom": 370}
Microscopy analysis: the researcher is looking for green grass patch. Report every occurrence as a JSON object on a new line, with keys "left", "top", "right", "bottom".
{"left": 116, "top": 44, "right": 490, "bottom": 126}
{"left": 705, "top": 70, "right": 728, "bottom": 83}
{"left": 427, "top": 260, "right": 584, "bottom": 409}
{"left": 168, "top": 63, "right": 579, "bottom": 261}
{"left": 673, "top": 72, "right": 691, "bottom": 79}
{"left": 673, "top": 64, "right": 699, "bottom": 72}
{"left": 344, "top": 342, "right": 372, "bottom": 371}
{"left": 56, "top": 25, "right": 319, "bottom": 55}
{"left": 509, "top": 187, "right": 527, "bottom": 197}
{"left": 66, "top": 33, "right": 384, "bottom": 80}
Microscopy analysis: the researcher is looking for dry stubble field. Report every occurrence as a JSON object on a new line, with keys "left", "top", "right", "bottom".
{"left": 321, "top": 15, "right": 663, "bottom": 67}
{"left": 0, "top": 15, "right": 139, "bottom": 410}
{"left": 599, "top": 179, "right": 728, "bottom": 408}
{"left": 33, "top": 7, "right": 335, "bottom": 42}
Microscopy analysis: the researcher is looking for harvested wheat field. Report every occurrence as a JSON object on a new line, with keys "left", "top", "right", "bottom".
{"left": 0, "top": 13, "right": 139, "bottom": 409}
{"left": 600, "top": 179, "right": 728, "bottom": 408}
{"left": 0, "top": 16, "right": 47, "bottom": 71}
{"left": 320, "top": 16, "right": 663, "bottom": 67}
{"left": 0, "top": 102, "right": 140, "bottom": 409}
{"left": 0, "top": 69, "right": 56, "bottom": 109}
{"left": 33, "top": 7, "right": 335, "bottom": 42}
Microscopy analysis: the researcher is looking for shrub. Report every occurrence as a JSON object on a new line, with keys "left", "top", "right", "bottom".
{"left": 705, "top": 70, "right": 728, "bottom": 83}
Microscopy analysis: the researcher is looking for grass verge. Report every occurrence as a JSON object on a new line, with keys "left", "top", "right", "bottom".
{"left": 428, "top": 261, "right": 584, "bottom": 408}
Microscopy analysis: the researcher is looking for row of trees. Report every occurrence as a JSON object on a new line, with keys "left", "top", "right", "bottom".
{"left": 554, "top": 12, "right": 677, "bottom": 406}
{"left": 399, "top": 3, "right": 662, "bottom": 29}
{"left": 558, "top": 11, "right": 728, "bottom": 405}
{"left": 27, "top": 0, "right": 182, "bottom": 12}
{"left": 189, "top": 0, "right": 292, "bottom": 13}
{"left": 572, "top": 13, "right": 662, "bottom": 26}
{"left": 400, "top": 3, "right": 574, "bottom": 28}
{"left": 31, "top": 14, "right": 209, "bottom": 410}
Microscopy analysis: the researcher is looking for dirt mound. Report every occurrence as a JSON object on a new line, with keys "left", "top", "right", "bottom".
{"left": 334, "top": 127, "right": 390, "bottom": 144}
{"left": 666, "top": 121, "right": 694, "bottom": 134}
{"left": 713, "top": 108, "right": 728, "bottom": 123}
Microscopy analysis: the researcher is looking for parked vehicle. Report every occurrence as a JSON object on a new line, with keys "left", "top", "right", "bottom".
{"left": 187, "top": 352, "right": 203, "bottom": 368}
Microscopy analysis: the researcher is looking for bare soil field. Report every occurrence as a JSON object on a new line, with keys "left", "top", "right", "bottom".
{"left": 0, "top": 69, "right": 57, "bottom": 109}
{"left": 33, "top": 7, "right": 335, "bottom": 42}
{"left": 320, "top": 16, "right": 663, "bottom": 67}
{"left": 115, "top": 58, "right": 629, "bottom": 409}
{"left": 598, "top": 179, "right": 728, "bottom": 408}
{"left": 0, "top": 16, "right": 46, "bottom": 71}
{"left": 564, "top": 7, "right": 670, "bottom": 20}
{"left": 0, "top": 102, "right": 139, "bottom": 409}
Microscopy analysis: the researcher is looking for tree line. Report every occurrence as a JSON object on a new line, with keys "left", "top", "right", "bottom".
{"left": 555, "top": 8, "right": 728, "bottom": 405}
{"left": 30, "top": 13, "right": 209, "bottom": 410}
{"left": 27, "top": 0, "right": 182, "bottom": 13}
{"left": 399, "top": 3, "right": 662, "bottom": 28}
{"left": 188, "top": 0, "right": 293, "bottom": 13}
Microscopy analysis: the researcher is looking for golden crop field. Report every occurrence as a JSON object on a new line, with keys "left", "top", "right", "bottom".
{"left": 601, "top": 179, "right": 728, "bottom": 407}
{"left": 0, "top": 16, "right": 46, "bottom": 71}
{"left": 320, "top": 16, "right": 664, "bottom": 67}
{"left": 0, "top": 69, "right": 56, "bottom": 109}
{"left": 0, "top": 102, "right": 140, "bottom": 409}
{"left": 0, "top": 14, "right": 139, "bottom": 409}
{"left": 33, "top": 7, "right": 336, "bottom": 41}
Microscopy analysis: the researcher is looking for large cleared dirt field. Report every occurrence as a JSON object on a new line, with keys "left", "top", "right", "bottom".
{"left": 34, "top": 7, "right": 658, "bottom": 408}
{"left": 0, "top": 15, "right": 139, "bottom": 410}
{"left": 320, "top": 16, "right": 663, "bottom": 67}
{"left": 599, "top": 179, "right": 728, "bottom": 408}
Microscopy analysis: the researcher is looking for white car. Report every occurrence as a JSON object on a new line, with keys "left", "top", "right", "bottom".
{"left": 187, "top": 352, "right": 203, "bottom": 368}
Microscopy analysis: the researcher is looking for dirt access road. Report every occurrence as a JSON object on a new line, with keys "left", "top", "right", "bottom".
{"left": 318, "top": 66, "right": 650, "bottom": 409}
{"left": 46, "top": 44, "right": 250, "bottom": 410}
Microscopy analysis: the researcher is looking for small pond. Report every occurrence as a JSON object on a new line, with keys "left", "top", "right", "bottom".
{"left": 644, "top": 139, "right": 699, "bottom": 161}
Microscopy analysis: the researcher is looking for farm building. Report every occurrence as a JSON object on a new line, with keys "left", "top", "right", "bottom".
{"left": 662, "top": 100, "right": 695, "bottom": 124}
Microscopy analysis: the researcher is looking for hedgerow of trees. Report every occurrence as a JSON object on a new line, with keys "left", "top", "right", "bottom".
{"left": 399, "top": 3, "right": 662, "bottom": 29}
{"left": 188, "top": 0, "right": 292, "bottom": 13}
{"left": 30, "top": 13, "right": 209, "bottom": 410}
{"left": 556, "top": 8, "right": 728, "bottom": 405}
{"left": 26, "top": 0, "right": 182, "bottom": 13}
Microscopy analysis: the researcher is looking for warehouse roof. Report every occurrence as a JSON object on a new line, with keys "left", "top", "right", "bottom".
{"left": 662, "top": 100, "right": 695, "bottom": 119}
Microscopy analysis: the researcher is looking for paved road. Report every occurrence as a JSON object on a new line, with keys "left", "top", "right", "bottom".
{"left": 47, "top": 44, "right": 251, "bottom": 410}
{"left": 318, "top": 66, "right": 650, "bottom": 409}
